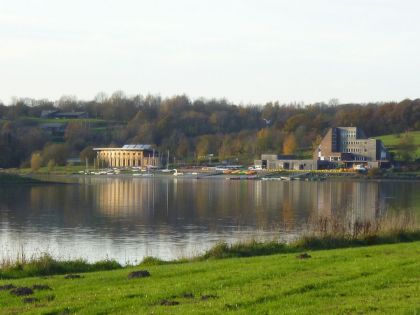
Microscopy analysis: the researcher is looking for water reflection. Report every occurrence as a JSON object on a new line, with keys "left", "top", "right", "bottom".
{"left": 0, "top": 177, "right": 419, "bottom": 262}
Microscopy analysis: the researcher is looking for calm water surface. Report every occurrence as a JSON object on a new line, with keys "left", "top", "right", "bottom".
{"left": 1, "top": 176, "right": 419, "bottom": 263}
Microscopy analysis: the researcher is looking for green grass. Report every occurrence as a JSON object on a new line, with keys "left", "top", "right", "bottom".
{"left": 376, "top": 130, "right": 420, "bottom": 159}
{"left": 0, "top": 173, "right": 47, "bottom": 185}
{"left": 0, "top": 242, "right": 419, "bottom": 314}
{"left": 18, "top": 116, "right": 110, "bottom": 124}
{"left": 0, "top": 254, "right": 122, "bottom": 279}
{"left": 2, "top": 227, "right": 419, "bottom": 280}
{"left": 12, "top": 165, "right": 87, "bottom": 175}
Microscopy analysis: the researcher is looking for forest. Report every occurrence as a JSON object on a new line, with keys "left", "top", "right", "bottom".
{"left": 0, "top": 92, "right": 419, "bottom": 168}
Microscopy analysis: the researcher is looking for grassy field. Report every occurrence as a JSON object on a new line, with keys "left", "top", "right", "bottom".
{"left": 0, "top": 242, "right": 419, "bottom": 314}
{"left": 6, "top": 165, "right": 86, "bottom": 175}
{"left": 17, "top": 117, "right": 111, "bottom": 125}
{"left": 0, "top": 173, "right": 57, "bottom": 185}
{"left": 376, "top": 130, "right": 420, "bottom": 159}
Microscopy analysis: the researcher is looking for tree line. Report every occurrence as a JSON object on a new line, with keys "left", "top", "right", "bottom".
{"left": 0, "top": 93, "right": 419, "bottom": 168}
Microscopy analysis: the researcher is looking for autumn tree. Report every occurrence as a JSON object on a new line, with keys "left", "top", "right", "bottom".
{"left": 256, "top": 128, "right": 270, "bottom": 152}
{"left": 283, "top": 133, "right": 297, "bottom": 155}
{"left": 80, "top": 146, "right": 96, "bottom": 164}
{"left": 65, "top": 122, "right": 91, "bottom": 151}
{"left": 47, "top": 159, "right": 56, "bottom": 172}
{"left": 42, "top": 143, "right": 69, "bottom": 166}
{"left": 31, "top": 153, "right": 42, "bottom": 171}
{"left": 196, "top": 136, "right": 210, "bottom": 158}
{"left": 176, "top": 135, "right": 190, "bottom": 158}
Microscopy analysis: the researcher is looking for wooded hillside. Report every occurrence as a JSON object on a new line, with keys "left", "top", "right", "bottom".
{"left": 0, "top": 93, "right": 419, "bottom": 168}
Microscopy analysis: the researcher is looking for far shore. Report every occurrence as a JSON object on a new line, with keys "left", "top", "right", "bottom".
{"left": 2, "top": 166, "right": 420, "bottom": 182}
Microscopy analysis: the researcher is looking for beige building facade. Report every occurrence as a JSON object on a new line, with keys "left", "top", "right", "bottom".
{"left": 93, "top": 144, "right": 160, "bottom": 168}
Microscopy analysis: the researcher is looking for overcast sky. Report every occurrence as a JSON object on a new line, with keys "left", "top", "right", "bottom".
{"left": 1, "top": 0, "right": 419, "bottom": 105}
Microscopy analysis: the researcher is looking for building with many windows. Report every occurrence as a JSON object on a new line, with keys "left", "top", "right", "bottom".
{"left": 314, "top": 127, "right": 389, "bottom": 167}
{"left": 255, "top": 127, "right": 390, "bottom": 170}
{"left": 93, "top": 144, "right": 160, "bottom": 168}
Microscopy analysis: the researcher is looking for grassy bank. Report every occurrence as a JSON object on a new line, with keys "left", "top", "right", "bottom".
{"left": 0, "top": 242, "right": 419, "bottom": 314}
{"left": 2, "top": 213, "right": 419, "bottom": 279}
{"left": 0, "top": 173, "right": 49, "bottom": 185}
{"left": 0, "top": 255, "right": 122, "bottom": 280}
{"left": 6, "top": 165, "right": 86, "bottom": 175}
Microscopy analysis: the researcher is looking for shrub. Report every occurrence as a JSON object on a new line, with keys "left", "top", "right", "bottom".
{"left": 30, "top": 153, "right": 42, "bottom": 171}
{"left": 140, "top": 256, "right": 167, "bottom": 266}
{"left": 47, "top": 159, "right": 56, "bottom": 172}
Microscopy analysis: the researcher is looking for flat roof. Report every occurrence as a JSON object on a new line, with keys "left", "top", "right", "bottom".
{"left": 93, "top": 148, "right": 153, "bottom": 151}
{"left": 93, "top": 144, "right": 153, "bottom": 151}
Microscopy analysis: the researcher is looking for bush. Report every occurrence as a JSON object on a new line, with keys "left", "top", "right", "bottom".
{"left": 140, "top": 256, "right": 167, "bottom": 266}
{"left": 47, "top": 159, "right": 56, "bottom": 172}
{"left": 42, "top": 143, "right": 69, "bottom": 166}
{"left": 201, "top": 241, "right": 293, "bottom": 259}
{"left": 30, "top": 153, "right": 42, "bottom": 171}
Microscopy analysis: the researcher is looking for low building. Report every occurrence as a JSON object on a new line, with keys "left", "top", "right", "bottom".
{"left": 315, "top": 127, "right": 389, "bottom": 168}
{"left": 93, "top": 144, "right": 161, "bottom": 168}
{"left": 40, "top": 110, "right": 60, "bottom": 118}
{"left": 40, "top": 110, "right": 88, "bottom": 119}
{"left": 255, "top": 154, "right": 325, "bottom": 171}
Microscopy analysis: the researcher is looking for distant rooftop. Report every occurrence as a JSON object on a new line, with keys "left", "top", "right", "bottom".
{"left": 93, "top": 144, "right": 154, "bottom": 151}
{"left": 122, "top": 144, "right": 152, "bottom": 150}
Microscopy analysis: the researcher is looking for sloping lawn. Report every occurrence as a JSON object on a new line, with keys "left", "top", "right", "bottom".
{"left": 0, "top": 242, "right": 419, "bottom": 314}
{"left": 377, "top": 131, "right": 420, "bottom": 158}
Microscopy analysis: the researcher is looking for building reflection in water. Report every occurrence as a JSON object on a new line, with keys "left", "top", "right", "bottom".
{"left": 0, "top": 177, "right": 418, "bottom": 262}
{"left": 89, "top": 177, "right": 387, "bottom": 230}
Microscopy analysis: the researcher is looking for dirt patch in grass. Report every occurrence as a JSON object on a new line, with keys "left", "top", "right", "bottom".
{"left": 43, "top": 307, "right": 72, "bottom": 315}
{"left": 160, "top": 299, "right": 180, "bottom": 306}
{"left": 182, "top": 292, "right": 194, "bottom": 298}
{"left": 32, "top": 284, "right": 52, "bottom": 290}
{"left": 201, "top": 294, "right": 218, "bottom": 300}
{"left": 0, "top": 284, "right": 16, "bottom": 291}
{"left": 10, "top": 287, "right": 34, "bottom": 296}
{"left": 64, "top": 274, "right": 82, "bottom": 279}
{"left": 297, "top": 253, "right": 311, "bottom": 259}
{"left": 128, "top": 270, "right": 150, "bottom": 279}
{"left": 225, "top": 303, "right": 239, "bottom": 310}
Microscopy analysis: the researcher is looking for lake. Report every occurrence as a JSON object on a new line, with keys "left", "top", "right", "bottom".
{"left": 0, "top": 176, "right": 419, "bottom": 263}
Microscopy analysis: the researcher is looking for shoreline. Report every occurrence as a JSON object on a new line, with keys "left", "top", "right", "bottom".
{"left": 0, "top": 241, "right": 419, "bottom": 314}
{"left": 3, "top": 168, "right": 420, "bottom": 183}
{"left": 2, "top": 228, "right": 419, "bottom": 279}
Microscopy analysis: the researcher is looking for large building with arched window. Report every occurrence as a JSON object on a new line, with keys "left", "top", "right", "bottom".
{"left": 93, "top": 144, "right": 161, "bottom": 168}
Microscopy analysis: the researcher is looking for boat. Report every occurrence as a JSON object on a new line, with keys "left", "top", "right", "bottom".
{"left": 262, "top": 177, "right": 282, "bottom": 181}
{"left": 228, "top": 175, "right": 258, "bottom": 180}
{"left": 161, "top": 150, "right": 171, "bottom": 173}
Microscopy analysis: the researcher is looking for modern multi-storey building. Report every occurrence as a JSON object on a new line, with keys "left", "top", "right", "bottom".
{"left": 314, "top": 127, "right": 389, "bottom": 167}
{"left": 255, "top": 127, "right": 390, "bottom": 170}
